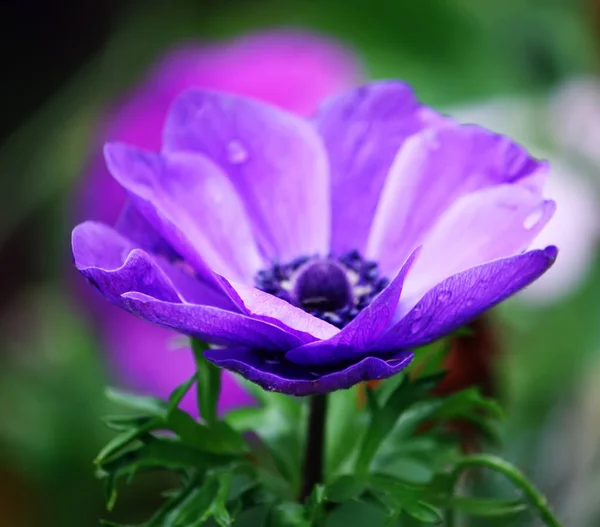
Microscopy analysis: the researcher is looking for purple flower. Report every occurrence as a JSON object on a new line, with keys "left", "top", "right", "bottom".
{"left": 72, "top": 80, "right": 557, "bottom": 396}
{"left": 74, "top": 30, "right": 360, "bottom": 411}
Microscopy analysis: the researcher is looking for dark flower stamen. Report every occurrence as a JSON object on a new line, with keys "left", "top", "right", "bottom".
{"left": 255, "top": 250, "right": 389, "bottom": 328}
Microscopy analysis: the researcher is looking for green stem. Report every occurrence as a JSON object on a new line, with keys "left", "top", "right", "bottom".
{"left": 300, "top": 395, "right": 328, "bottom": 502}
{"left": 446, "top": 454, "right": 562, "bottom": 527}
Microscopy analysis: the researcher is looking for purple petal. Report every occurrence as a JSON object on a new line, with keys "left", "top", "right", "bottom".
{"left": 218, "top": 278, "right": 339, "bottom": 342}
{"left": 115, "top": 202, "right": 180, "bottom": 261}
{"left": 366, "top": 124, "right": 548, "bottom": 277}
{"left": 315, "top": 81, "right": 446, "bottom": 256}
{"left": 120, "top": 292, "right": 306, "bottom": 351}
{"left": 203, "top": 347, "right": 413, "bottom": 396}
{"left": 72, "top": 221, "right": 229, "bottom": 308}
{"left": 372, "top": 247, "right": 558, "bottom": 351}
{"left": 163, "top": 90, "right": 330, "bottom": 260}
{"left": 105, "top": 144, "right": 264, "bottom": 283}
{"left": 285, "top": 247, "right": 420, "bottom": 366}
{"left": 403, "top": 185, "right": 555, "bottom": 300}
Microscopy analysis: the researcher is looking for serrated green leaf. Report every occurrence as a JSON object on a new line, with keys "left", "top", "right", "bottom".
{"left": 166, "top": 469, "right": 233, "bottom": 527}
{"left": 95, "top": 417, "right": 162, "bottom": 464}
{"left": 436, "top": 497, "right": 527, "bottom": 517}
{"left": 102, "top": 414, "right": 157, "bottom": 432}
{"left": 356, "top": 373, "right": 445, "bottom": 474}
{"left": 192, "top": 339, "right": 221, "bottom": 427}
{"left": 267, "top": 502, "right": 308, "bottom": 527}
{"left": 327, "top": 475, "right": 367, "bottom": 503}
{"left": 168, "top": 373, "right": 197, "bottom": 416}
{"left": 326, "top": 386, "right": 365, "bottom": 478}
{"left": 106, "top": 386, "right": 169, "bottom": 418}
{"left": 402, "top": 500, "right": 442, "bottom": 524}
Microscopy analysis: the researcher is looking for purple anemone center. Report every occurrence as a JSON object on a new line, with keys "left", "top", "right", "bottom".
{"left": 254, "top": 250, "right": 389, "bottom": 328}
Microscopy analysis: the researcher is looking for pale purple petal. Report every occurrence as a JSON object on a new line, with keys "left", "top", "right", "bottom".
{"left": 203, "top": 347, "right": 413, "bottom": 396}
{"left": 163, "top": 90, "right": 330, "bottom": 260}
{"left": 120, "top": 292, "right": 307, "bottom": 351}
{"left": 315, "top": 81, "right": 446, "bottom": 256}
{"left": 105, "top": 143, "right": 264, "bottom": 283}
{"left": 366, "top": 124, "right": 548, "bottom": 276}
{"left": 403, "top": 185, "right": 555, "bottom": 300}
{"left": 372, "top": 247, "right": 557, "bottom": 351}
{"left": 115, "top": 202, "right": 179, "bottom": 260}
{"left": 285, "top": 247, "right": 420, "bottom": 366}
{"left": 218, "top": 278, "right": 339, "bottom": 342}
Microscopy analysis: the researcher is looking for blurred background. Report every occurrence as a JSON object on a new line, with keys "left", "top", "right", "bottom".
{"left": 1, "top": 0, "right": 600, "bottom": 525}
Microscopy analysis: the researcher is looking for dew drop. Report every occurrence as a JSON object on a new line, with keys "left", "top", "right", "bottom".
{"left": 523, "top": 206, "right": 544, "bottom": 230}
{"left": 437, "top": 290, "right": 452, "bottom": 302}
{"left": 226, "top": 140, "right": 249, "bottom": 164}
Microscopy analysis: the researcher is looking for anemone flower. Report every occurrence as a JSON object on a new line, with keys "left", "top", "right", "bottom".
{"left": 73, "top": 81, "right": 557, "bottom": 396}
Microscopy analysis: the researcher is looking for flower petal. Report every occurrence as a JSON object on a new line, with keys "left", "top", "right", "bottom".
{"left": 372, "top": 247, "right": 558, "bottom": 351}
{"left": 105, "top": 143, "right": 263, "bottom": 283}
{"left": 285, "top": 247, "right": 420, "bottom": 366}
{"left": 217, "top": 278, "right": 339, "bottom": 342}
{"left": 72, "top": 221, "right": 229, "bottom": 308}
{"left": 403, "top": 185, "right": 555, "bottom": 300}
{"left": 121, "top": 292, "right": 305, "bottom": 351}
{"left": 366, "top": 124, "right": 548, "bottom": 276}
{"left": 315, "top": 81, "right": 445, "bottom": 256}
{"left": 163, "top": 90, "right": 330, "bottom": 260}
{"left": 203, "top": 347, "right": 413, "bottom": 396}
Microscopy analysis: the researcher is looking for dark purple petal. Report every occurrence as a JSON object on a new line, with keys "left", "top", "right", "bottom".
{"left": 217, "top": 278, "right": 339, "bottom": 342}
{"left": 72, "top": 221, "right": 230, "bottom": 308}
{"left": 372, "top": 247, "right": 558, "bottom": 351}
{"left": 121, "top": 292, "right": 307, "bottom": 351}
{"left": 315, "top": 81, "right": 446, "bottom": 256}
{"left": 105, "top": 144, "right": 264, "bottom": 283}
{"left": 203, "top": 347, "right": 414, "bottom": 396}
{"left": 285, "top": 247, "right": 420, "bottom": 366}
{"left": 163, "top": 90, "right": 330, "bottom": 260}
{"left": 366, "top": 124, "right": 549, "bottom": 277}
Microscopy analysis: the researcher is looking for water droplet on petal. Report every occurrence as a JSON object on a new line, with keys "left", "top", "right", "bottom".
{"left": 226, "top": 140, "right": 249, "bottom": 164}
{"left": 523, "top": 206, "right": 544, "bottom": 230}
{"left": 437, "top": 290, "right": 452, "bottom": 302}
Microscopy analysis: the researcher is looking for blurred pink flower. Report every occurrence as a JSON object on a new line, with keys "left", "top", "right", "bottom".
{"left": 449, "top": 97, "right": 600, "bottom": 304}
{"left": 75, "top": 29, "right": 361, "bottom": 413}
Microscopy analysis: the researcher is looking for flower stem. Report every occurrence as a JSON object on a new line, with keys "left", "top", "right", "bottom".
{"left": 446, "top": 454, "right": 562, "bottom": 527}
{"left": 301, "top": 394, "right": 328, "bottom": 501}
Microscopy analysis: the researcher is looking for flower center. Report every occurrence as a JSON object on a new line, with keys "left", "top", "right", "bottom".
{"left": 293, "top": 260, "right": 352, "bottom": 312}
{"left": 254, "top": 250, "right": 389, "bottom": 328}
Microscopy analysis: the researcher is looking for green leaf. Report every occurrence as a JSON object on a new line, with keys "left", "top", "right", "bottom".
{"left": 192, "top": 339, "right": 221, "bottom": 427}
{"left": 356, "top": 373, "right": 445, "bottom": 474}
{"left": 402, "top": 501, "right": 443, "bottom": 524}
{"left": 102, "top": 414, "right": 157, "bottom": 432}
{"left": 325, "top": 386, "right": 365, "bottom": 478}
{"left": 267, "top": 502, "right": 309, "bottom": 527}
{"left": 98, "top": 437, "right": 233, "bottom": 509}
{"left": 327, "top": 475, "right": 367, "bottom": 503}
{"left": 168, "top": 373, "right": 198, "bottom": 415}
{"left": 165, "top": 469, "right": 233, "bottom": 527}
{"left": 436, "top": 497, "right": 527, "bottom": 517}
{"left": 105, "top": 387, "right": 169, "bottom": 418}
{"left": 306, "top": 484, "right": 326, "bottom": 525}
{"left": 95, "top": 417, "right": 162, "bottom": 464}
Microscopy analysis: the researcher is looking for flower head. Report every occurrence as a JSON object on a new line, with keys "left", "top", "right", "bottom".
{"left": 73, "top": 80, "right": 557, "bottom": 396}
{"left": 74, "top": 30, "right": 360, "bottom": 410}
